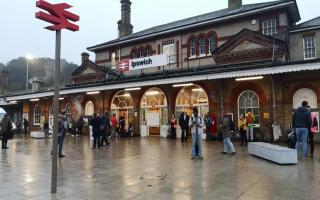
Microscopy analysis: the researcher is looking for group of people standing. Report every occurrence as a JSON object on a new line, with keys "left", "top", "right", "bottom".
{"left": 292, "top": 101, "right": 319, "bottom": 161}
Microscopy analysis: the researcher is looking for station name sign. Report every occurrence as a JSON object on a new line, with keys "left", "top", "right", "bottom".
{"left": 119, "top": 54, "right": 168, "bottom": 72}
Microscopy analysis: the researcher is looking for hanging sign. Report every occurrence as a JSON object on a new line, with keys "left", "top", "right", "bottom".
{"left": 119, "top": 54, "right": 168, "bottom": 72}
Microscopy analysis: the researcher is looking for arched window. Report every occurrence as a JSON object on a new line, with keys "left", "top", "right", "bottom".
{"left": 139, "top": 48, "right": 144, "bottom": 58}
{"left": 238, "top": 90, "right": 260, "bottom": 126}
{"left": 131, "top": 49, "right": 137, "bottom": 59}
{"left": 65, "top": 103, "right": 72, "bottom": 120}
{"left": 189, "top": 38, "right": 196, "bottom": 57}
{"left": 208, "top": 33, "right": 216, "bottom": 54}
{"left": 199, "top": 37, "right": 206, "bottom": 55}
{"left": 145, "top": 47, "right": 152, "bottom": 57}
{"left": 85, "top": 101, "right": 94, "bottom": 116}
{"left": 293, "top": 88, "right": 318, "bottom": 109}
{"left": 33, "top": 105, "right": 41, "bottom": 125}
{"left": 175, "top": 85, "right": 209, "bottom": 117}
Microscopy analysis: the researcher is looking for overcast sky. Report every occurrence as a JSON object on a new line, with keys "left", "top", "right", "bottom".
{"left": 0, "top": 0, "right": 319, "bottom": 65}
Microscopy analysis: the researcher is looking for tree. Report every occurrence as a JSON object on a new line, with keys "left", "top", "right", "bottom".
{"left": 5, "top": 57, "right": 78, "bottom": 92}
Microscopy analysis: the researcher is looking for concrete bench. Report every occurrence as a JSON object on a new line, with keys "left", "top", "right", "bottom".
{"left": 248, "top": 142, "right": 297, "bottom": 164}
{"left": 30, "top": 131, "right": 45, "bottom": 139}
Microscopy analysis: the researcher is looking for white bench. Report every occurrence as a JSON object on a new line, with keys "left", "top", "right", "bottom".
{"left": 248, "top": 142, "right": 297, "bottom": 164}
{"left": 30, "top": 131, "right": 45, "bottom": 139}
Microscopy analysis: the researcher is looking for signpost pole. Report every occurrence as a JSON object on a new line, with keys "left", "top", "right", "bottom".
{"left": 51, "top": 30, "right": 61, "bottom": 194}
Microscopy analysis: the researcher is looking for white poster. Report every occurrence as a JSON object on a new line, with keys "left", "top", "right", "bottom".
{"left": 146, "top": 112, "right": 160, "bottom": 126}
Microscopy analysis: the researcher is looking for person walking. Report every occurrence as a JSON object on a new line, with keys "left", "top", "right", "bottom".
{"left": 110, "top": 113, "right": 118, "bottom": 139}
{"left": 179, "top": 112, "right": 189, "bottom": 142}
{"left": 307, "top": 107, "right": 318, "bottom": 158}
{"left": 91, "top": 113, "right": 102, "bottom": 149}
{"left": 221, "top": 115, "right": 236, "bottom": 155}
{"left": 58, "top": 114, "right": 66, "bottom": 157}
{"left": 119, "top": 113, "right": 126, "bottom": 135}
{"left": 238, "top": 114, "right": 247, "bottom": 146}
{"left": 77, "top": 115, "right": 84, "bottom": 136}
{"left": 246, "top": 112, "right": 255, "bottom": 142}
{"left": 1, "top": 114, "right": 12, "bottom": 149}
{"left": 189, "top": 107, "right": 204, "bottom": 160}
{"left": 23, "top": 117, "right": 29, "bottom": 134}
{"left": 292, "top": 101, "right": 311, "bottom": 160}
{"left": 170, "top": 114, "right": 177, "bottom": 139}
{"left": 100, "top": 112, "right": 110, "bottom": 146}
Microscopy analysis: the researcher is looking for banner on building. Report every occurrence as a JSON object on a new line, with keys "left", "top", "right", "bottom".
{"left": 119, "top": 54, "right": 168, "bottom": 72}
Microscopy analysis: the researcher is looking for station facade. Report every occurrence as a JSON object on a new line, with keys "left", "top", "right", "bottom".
{"left": 1, "top": 0, "right": 320, "bottom": 141}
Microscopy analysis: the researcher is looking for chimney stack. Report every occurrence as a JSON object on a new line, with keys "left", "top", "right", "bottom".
{"left": 81, "top": 52, "right": 90, "bottom": 64}
{"left": 118, "top": 0, "right": 133, "bottom": 38}
{"left": 32, "top": 79, "right": 43, "bottom": 93}
{"left": 228, "top": 0, "right": 242, "bottom": 10}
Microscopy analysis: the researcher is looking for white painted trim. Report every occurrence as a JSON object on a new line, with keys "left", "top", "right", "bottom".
{"left": 4, "top": 62, "right": 320, "bottom": 102}
{"left": 303, "top": 36, "right": 316, "bottom": 60}
{"left": 88, "top": 2, "right": 294, "bottom": 51}
{"left": 290, "top": 26, "right": 320, "bottom": 33}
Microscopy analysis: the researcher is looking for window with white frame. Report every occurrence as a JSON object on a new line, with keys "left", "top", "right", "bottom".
{"left": 139, "top": 48, "right": 144, "bottom": 58}
{"left": 111, "top": 52, "right": 116, "bottom": 69}
{"left": 189, "top": 38, "right": 196, "bottom": 57}
{"left": 33, "top": 105, "right": 41, "bottom": 125}
{"left": 145, "top": 47, "right": 152, "bottom": 57}
{"left": 208, "top": 34, "right": 216, "bottom": 54}
{"left": 238, "top": 90, "right": 260, "bottom": 127}
{"left": 163, "top": 43, "right": 176, "bottom": 64}
{"left": 303, "top": 36, "right": 316, "bottom": 59}
{"left": 131, "top": 50, "right": 137, "bottom": 59}
{"left": 199, "top": 37, "right": 206, "bottom": 55}
{"left": 262, "top": 19, "right": 277, "bottom": 36}
{"left": 85, "top": 101, "right": 94, "bottom": 116}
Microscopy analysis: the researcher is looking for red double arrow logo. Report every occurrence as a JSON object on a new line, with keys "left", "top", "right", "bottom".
{"left": 36, "top": 0, "right": 79, "bottom": 32}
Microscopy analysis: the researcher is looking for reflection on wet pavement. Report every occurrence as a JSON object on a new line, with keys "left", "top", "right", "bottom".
{"left": 0, "top": 135, "right": 319, "bottom": 200}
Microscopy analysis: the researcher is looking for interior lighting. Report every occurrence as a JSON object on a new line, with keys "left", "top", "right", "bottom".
{"left": 59, "top": 97, "right": 64, "bottom": 100}
{"left": 173, "top": 83, "right": 193, "bottom": 87}
{"left": 146, "top": 91, "right": 160, "bottom": 95}
{"left": 125, "top": 87, "right": 141, "bottom": 91}
{"left": 9, "top": 101, "right": 18, "bottom": 104}
{"left": 192, "top": 88, "right": 204, "bottom": 92}
{"left": 235, "top": 76, "right": 264, "bottom": 81}
{"left": 30, "top": 98, "right": 40, "bottom": 102}
{"left": 86, "top": 91, "right": 100, "bottom": 95}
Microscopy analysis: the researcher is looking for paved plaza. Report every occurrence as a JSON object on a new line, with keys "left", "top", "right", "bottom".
{"left": 1, "top": 135, "right": 320, "bottom": 200}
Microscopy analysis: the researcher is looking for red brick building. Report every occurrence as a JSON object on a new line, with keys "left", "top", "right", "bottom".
{"left": 1, "top": 0, "right": 320, "bottom": 141}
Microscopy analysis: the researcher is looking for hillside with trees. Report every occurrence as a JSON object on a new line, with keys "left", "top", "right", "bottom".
{"left": 4, "top": 57, "right": 78, "bottom": 92}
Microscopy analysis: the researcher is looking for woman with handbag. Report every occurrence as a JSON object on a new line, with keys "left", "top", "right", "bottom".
{"left": 1, "top": 114, "right": 12, "bottom": 149}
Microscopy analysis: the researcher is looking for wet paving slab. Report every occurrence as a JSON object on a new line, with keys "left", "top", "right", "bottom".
{"left": 1, "top": 135, "right": 320, "bottom": 200}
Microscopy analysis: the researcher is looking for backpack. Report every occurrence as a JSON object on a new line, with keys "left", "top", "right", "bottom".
{"left": 229, "top": 120, "right": 235, "bottom": 131}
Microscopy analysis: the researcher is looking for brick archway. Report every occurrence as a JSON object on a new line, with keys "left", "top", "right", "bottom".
{"left": 230, "top": 82, "right": 268, "bottom": 106}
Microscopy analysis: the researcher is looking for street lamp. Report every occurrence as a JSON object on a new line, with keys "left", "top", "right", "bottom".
{"left": 25, "top": 54, "right": 34, "bottom": 90}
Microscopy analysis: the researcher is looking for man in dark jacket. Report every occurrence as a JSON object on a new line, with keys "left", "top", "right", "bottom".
{"left": 292, "top": 101, "right": 311, "bottom": 160}
{"left": 90, "top": 113, "right": 102, "bottom": 149}
{"left": 179, "top": 112, "right": 189, "bottom": 142}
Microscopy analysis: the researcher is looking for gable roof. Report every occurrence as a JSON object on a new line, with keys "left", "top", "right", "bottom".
{"left": 290, "top": 16, "right": 320, "bottom": 33}
{"left": 212, "top": 29, "right": 285, "bottom": 55}
{"left": 88, "top": 0, "right": 299, "bottom": 52}
{"left": 71, "top": 60, "right": 110, "bottom": 77}
{"left": 212, "top": 28, "right": 286, "bottom": 64}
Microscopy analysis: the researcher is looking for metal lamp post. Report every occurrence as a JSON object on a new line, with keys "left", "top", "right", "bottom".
{"left": 25, "top": 54, "right": 34, "bottom": 90}
{"left": 36, "top": 0, "right": 79, "bottom": 194}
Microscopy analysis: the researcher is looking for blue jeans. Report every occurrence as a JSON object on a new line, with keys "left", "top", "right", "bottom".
{"left": 58, "top": 134, "right": 65, "bottom": 155}
{"left": 295, "top": 128, "right": 308, "bottom": 158}
{"left": 192, "top": 133, "right": 202, "bottom": 157}
{"left": 223, "top": 137, "right": 235, "bottom": 153}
